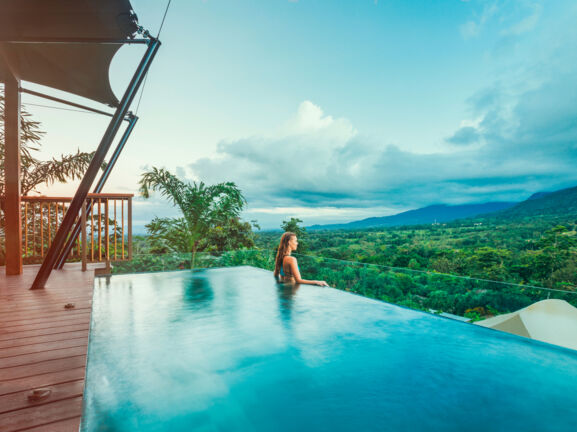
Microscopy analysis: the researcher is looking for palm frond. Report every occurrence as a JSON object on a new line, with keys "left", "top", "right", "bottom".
{"left": 21, "top": 150, "right": 95, "bottom": 195}
{"left": 139, "top": 167, "right": 250, "bottom": 255}
{"left": 139, "top": 167, "right": 188, "bottom": 212}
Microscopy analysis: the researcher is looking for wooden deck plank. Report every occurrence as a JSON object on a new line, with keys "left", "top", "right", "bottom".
{"left": 0, "top": 397, "right": 83, "bottom": 431}
{"left": 0, "top": 263, "right": 98, "bottom": 432}
{"left": 0, "top": 331, "right": 88, "bottom": 350}
{"left": 0, "top": 346, "right": 88, "bottom": 369}
{"left": 0, "top": 297, "right": 90, "bottom": 305}
{"left": 0, "top": 368, "right": 86, "bottom": 397}
{"left": 0, "top": 351, "right": 86, "bottom": 382}
{"left": 0, "top": 297, "right": 93, "bottom": 308}
{"left": 0, "top": 308, "right": 91, "bottom": 324}
{"left": 0, "top": 301, "right": 92, "bottom": 314}
{"left": 0, "top": 380, "right": 85, "bottom": 415}
{"left": 0, "top": 336, "right": 88, "bottom": 357}
{"left": 0, "top": 299, "right": 91, "bottom": 310}
{"left": 19, "top": 417, "right": 82, "bottom": 432}
{"left": 0, "top": 314, "right": 92, "bottom": 333}
{"left": 0, "top": 324, "right": 90, "bottom": 342}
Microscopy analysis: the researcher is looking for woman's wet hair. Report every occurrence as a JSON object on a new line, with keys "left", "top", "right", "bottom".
{"left": 274, "top": 232, "right": 296, "bottom": 276}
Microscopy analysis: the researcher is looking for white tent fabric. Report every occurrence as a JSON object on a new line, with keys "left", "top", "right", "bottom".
{"left": 476, "top": 299, "right": 577, "bottom": 351}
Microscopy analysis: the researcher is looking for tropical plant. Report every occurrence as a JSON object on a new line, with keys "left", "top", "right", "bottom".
{"left": 0, "top": 91, "right": 96, "bottom": 197}
{"left": 1, "top": 90, "right": 98, "bottom": 265}
{"left": 204, "top": 217, "right": 258, "bottom": 252}
{"left": 138, "top": 167, "right": 249, "bottom": 267}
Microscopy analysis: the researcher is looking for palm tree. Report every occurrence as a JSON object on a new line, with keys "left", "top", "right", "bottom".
{"left": 138, "top": 167, "right": 247, "bottom": 268}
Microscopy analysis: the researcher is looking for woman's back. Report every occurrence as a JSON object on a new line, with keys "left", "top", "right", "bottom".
{"left": 279, "top": 255, "right": 296, "bottom": 281}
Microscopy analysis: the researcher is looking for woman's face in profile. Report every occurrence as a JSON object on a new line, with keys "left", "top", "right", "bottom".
{"left": 289, "top": 236, "right": 298, "bottom": 251}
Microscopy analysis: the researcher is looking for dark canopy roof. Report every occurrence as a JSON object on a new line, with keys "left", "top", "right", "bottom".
{"left": 0, "top": 0, "right": 139, "bottom": 106}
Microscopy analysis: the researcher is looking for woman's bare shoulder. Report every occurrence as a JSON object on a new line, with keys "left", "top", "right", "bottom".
{"left": 283, "top": 255, "right": 297, "bottom": 263}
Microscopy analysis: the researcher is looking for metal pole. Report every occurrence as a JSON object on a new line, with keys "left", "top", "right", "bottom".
{"left": 54, "top": 114, "right": 138, "bottom": 268}
{"left": 3, "top": 38, "right": 150, "bottom": 45}
{"left": 20, "top": 87, "right": 119, "bottom": 118}
{"left": 93, "top": 114, "right": 139, "bottom": 191}
{"left": 31, "top": 37, "right": 160, "bottom": 290}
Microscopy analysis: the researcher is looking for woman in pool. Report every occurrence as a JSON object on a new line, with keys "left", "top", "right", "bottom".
{"left": 274, "top": 232, "right": 329, "bottom": 286}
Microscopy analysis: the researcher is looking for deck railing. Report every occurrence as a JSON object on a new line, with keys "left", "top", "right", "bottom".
{"left": 18, "top": 193, "right": 133, "bottom": 265}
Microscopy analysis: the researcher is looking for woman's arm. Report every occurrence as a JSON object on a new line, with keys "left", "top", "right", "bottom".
{"left": 287, "top": 256, "right": 328, "bottom": 286}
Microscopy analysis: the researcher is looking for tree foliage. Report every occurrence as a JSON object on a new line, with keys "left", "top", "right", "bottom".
{"left": 281, "top": 217, "right": 309, "bottom": 254}
{"left": 1, "top": 90, "right": 99, "bottom": 264}
{"left": 139, "top": 167, "right": 252, "bottom": 266}
{"left": 255, "top": 212, "right": 577, "bottom": 316}
{"left": 0, "top": 91, "right": 96, "bottom": 197}
{"left": 120, "top": 211, "right": 577, "bottom": 318}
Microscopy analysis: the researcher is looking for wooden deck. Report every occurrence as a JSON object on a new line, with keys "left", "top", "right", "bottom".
{"left": 0, "top": 264, "right": 98, "bottom": 432}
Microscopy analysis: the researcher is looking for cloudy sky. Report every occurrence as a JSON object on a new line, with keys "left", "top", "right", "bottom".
{"left": 27, "top": 0, "right": 577, "bottom": 230}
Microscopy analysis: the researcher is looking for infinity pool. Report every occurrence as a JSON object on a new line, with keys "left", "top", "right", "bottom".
{"left": 81, "top": 267, "right": 577, "bottom": 431}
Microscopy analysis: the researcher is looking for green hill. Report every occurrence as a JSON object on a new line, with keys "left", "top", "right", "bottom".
{"left": 490, "top": 186, "right": 577, "bottom": 220}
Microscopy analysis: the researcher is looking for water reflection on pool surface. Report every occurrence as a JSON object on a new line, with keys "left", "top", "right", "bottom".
{"left": 81, "top": 267, "right": 577, "bottom": 431}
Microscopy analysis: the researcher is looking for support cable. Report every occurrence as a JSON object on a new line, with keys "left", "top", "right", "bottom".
{"left": 25, "top": 103, "right": 106, "bottom": 115}
{"left": 135, "top": 0, "right": 172, "bottom": 115}
{"left": 157, "top": 0, "right": 173, "bottom": 37}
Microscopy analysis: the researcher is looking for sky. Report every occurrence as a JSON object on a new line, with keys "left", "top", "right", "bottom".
{"left": 25, "top": 0, "right": 577, "bottom": 230}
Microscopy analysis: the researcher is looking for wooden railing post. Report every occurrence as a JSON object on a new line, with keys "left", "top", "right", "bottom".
{"left": 18, "top": 194, "right": 133, "bottom": 264}
{"left": 81, "top": 199, "right": 87, "bottom": 271}
{"left": 90, "top": 198, "right": 94, "bottom": 262}
{"left": 97, "top": 198, "right": 102, "bottom": 261}
{"left": 128, "top": 196, "right": 133, "bottom": 260}
{"left": 104, "top": 198, "right": 109, "bottom": 261}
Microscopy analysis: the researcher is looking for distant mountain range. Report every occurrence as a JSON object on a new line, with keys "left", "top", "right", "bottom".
{"left": 308, "top": 185, "right": 577, "bottom": 231}
{"left": 308, "top": 202, "right": 518, "bottom": 231}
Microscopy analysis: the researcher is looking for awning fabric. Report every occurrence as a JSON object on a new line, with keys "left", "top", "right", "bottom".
{"left": 0, "top": 0, "right": 139, "bottom": 107}
{"left": 476, "top": 299, "right": 577, "bottom": 351}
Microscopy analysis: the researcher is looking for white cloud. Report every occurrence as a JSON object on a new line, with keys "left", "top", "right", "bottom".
{"left": 460, "top": 21, "right": 480, "bottom": 39}
{"left": 501, "top": 4, "right": 542, "bottom": 36}
{"left": 460, "top": 2, "right": 499, "bottom": 39}
{"left": 188, "top": 101, "right": 363, "bottom": 201}
{"left": 185, "top": 82, "right": 577, "bottom": 228}
{"left": 282, "top": 100, "right": 356, "bottom": 138}
{"left": 177, "top": 2, "right": 577, "bottom": 228}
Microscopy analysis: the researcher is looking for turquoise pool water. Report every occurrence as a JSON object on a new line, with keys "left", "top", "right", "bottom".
{"left": 81, "top": 267, "right": 577, "bottom": 431}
